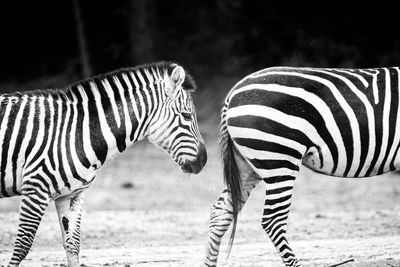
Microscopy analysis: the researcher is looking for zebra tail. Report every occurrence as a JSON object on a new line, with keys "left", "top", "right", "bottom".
{"left": 218, "top": 104, "right": 242, "bottom": 259}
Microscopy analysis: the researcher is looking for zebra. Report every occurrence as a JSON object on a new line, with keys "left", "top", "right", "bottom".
{"left": 0, "top": 61, "right": 207, "bottom": 267}
{"left": 204, "top": 66, "right": 400, "bottom": 266}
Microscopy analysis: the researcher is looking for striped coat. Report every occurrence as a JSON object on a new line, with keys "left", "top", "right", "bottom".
{"left": 1, "top": 62, "right": 207, "bottom": 267}
{"left": 205, "top": 67, "right": 399, "bottom": 267}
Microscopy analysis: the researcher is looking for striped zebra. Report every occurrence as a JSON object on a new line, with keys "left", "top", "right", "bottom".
{"left": 0, "top": 61, "right": 207, "bottom": 267}
{"left": 204, "top": 66, "right": 400, "bottom": 266}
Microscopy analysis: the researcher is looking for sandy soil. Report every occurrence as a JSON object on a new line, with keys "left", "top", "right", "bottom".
{"left": 0, "top": 209, "right": 399, "bottom": 267}
{"left": 1, "top": 143, "right": 400, "bottom": 266}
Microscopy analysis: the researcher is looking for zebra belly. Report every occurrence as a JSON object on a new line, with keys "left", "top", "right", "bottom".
{"left": 301, "top": 140, "right": 400, "bottom": 178}
{"left": 54, "top": 171, "right": 97, "bottom": 198}
{"left": 20, "top": 160, "right": 98, "bottom": 199}
{"left": 232, "top": 132, "right": 398, "bottom": 179}
{"left": 0, "top": 166, "right": 23, "bottom": 198}
{"left": 0, "top": 153, "right": 98, "bottom": 199}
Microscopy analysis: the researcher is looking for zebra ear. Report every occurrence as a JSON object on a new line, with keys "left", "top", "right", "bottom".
{"left": 166, "top": 65, "right": 185, "bottom": 96}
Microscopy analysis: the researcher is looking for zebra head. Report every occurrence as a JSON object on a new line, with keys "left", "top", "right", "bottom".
{"left": 148, "top": 63, "right": 207, "bottom": 174}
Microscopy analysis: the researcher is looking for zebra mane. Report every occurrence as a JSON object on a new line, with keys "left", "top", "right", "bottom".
{"left": 70, "top": 61, "right": 196, "bottom": 94}
{"left": 75, "top": 61, "right": 196, "bottom": 90}
{"left": 3, "top": 61, "right": 196, "bottom": 98}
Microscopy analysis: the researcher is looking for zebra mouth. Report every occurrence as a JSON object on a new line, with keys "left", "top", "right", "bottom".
{"left": 180, "top": 162, "right": 194, "bottom": 173}
{"left": 180, "top": 160, "right": 204, "bottom": 174}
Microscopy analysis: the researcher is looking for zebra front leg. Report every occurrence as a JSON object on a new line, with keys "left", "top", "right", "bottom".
{"left": 8, "top": 191, "right": 50, "bottom": 267}
{"left": 261, "top": 175, "right": 299, "bottom": 267}
{"left": 55, "top": 192, "right": 84, "bottom": 267}
{"left": 204, "top": 151, "right": 261, "bottom": 266}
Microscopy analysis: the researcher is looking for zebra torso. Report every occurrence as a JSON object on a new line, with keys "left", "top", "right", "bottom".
{"left": 0, "top": 66, "right": 168, "bottom": 199}
{"left": 225, "top": 66, "right": 400, "bottom": 178}
{"left": 0, "top": 93, "right": 93, "bottom": 198}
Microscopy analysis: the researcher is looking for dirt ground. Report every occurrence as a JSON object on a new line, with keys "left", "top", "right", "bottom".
{"left": 1, "top": 142, "right": 400, "bottom": 267}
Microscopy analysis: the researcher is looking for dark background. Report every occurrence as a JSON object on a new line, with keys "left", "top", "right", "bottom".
{"left": 1, "top": 1, "right": 400, "bottom": 126}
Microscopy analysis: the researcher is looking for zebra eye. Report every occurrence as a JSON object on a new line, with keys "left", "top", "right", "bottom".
{"left": 181, "top": 111, "right": 192, "bottom": 120}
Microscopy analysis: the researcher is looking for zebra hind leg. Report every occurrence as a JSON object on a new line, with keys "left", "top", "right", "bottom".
{"left": 8, "top": 189, "right": 51, "bottom": 266}
{"left": 55, "top": 192, "right": 85, "bottom": 267}
{"left": 261, "top": 173, "right": 300, "bottom": 267}
{"left": 204, "top": 150, "right": 262, "bottom": 266}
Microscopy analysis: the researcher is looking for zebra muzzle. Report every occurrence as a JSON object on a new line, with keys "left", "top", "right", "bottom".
{"left": 180, "top": 142, "right": 207, "bottom": 174}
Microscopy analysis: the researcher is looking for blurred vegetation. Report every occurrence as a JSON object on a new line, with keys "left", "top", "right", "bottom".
{"left": 1, "top": 1, "right": 400, "bottom": 89}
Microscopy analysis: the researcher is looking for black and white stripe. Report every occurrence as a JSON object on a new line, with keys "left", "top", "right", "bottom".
{"left": 1, "top": 61, "right": 207, "bottom": 267}
{"left": 205, "top": 67, "right": 399, "bottom": 266}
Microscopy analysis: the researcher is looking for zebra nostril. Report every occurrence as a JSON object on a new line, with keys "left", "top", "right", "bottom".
{"left": 180, "top": 162, "right": 193, "bottom": 173}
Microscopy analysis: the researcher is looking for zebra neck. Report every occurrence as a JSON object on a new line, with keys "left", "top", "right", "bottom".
{"left": 70, "top": 69, "right": 159, "bottom": 165}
